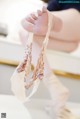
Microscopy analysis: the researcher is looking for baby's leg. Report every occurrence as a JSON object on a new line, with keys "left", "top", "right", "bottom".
{"left": 19, "top": 30, "right": 78, "bottom": 53}
{"left": 34, "top": 35, "right": 78, "bottom": 52}
{"left": 21, "top": 7, "right": 79, "bottom": 52}
{"left": 22, "top": 7, "right": 80, "bottom": 42}
{"left": 50, "top": 9, "right": 80, "bottom": 41}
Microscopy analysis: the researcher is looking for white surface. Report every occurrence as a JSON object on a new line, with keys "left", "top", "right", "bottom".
{"left": 47, "top": 50, "right": 80, "bottom": 74}
{"left": 0, "top": 95, "right": 51, "bottom": 119}
{"left": 0, "top": 95, "right": 80, "bottom": 119}
{"left": 25, "top": 99, "right": 80, "bottom": 117}
{"left": 0, "top": 95, "right": 32, "bottom": 119}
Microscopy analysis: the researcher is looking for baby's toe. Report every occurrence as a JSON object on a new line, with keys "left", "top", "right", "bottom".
{"left": 26, "top": 16, "right": 35, "bottom": 24}
{"left": 37, "top": 10, "right": 42, "bottom": 16}
{"left": 31, "top": 13, "right": 38, "bottom": 20}
{"left": 42, "top": 6, "right": 47, "bottom": 13}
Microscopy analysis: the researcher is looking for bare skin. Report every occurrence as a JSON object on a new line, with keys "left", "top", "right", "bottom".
{"left": 21, "top": 7, "right": 80, "bottom": 52}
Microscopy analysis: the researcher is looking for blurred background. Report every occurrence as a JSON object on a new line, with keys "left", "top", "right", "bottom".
{"left": 0, "top": 0, "right": 80, "bottom": 104}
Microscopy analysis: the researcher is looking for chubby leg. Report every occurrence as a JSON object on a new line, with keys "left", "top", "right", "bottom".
{"left": 22, "top": 7, "right": 80, "bottom": 42}
{"left": 34, "top": 35, "right": 78, "bottom": 52}
{"left": 21, "top": 7, "right": 79, "bottom": 52}
{"left": 51, "top": 9, "right": 80, "bottom": 41}
{"left": 19, "top": 30, "right": 78, "bottom": 53}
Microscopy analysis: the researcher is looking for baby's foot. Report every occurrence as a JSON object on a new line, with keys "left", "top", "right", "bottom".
{"left": 22, "top": 7, "right": 48, "bottom": 36}
{"left": 22, "top": 7, "right": 62, "bottom": 36}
